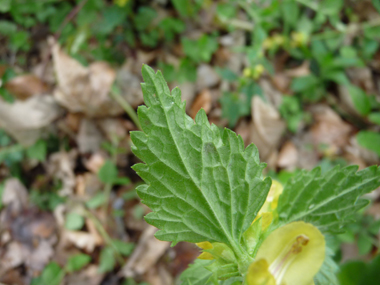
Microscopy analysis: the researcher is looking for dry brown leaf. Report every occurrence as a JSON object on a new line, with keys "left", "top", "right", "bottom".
{"left": 0, "top": 95, "right": 63, "bottom": 146}
{"left": 52, "top": 43, "right": 121, "bottom": 117}
{"left": 64, "top": 265, "right": 103, "bottom": 285}
{"left": 0, "top": 242, "right": 25, "bottom": 272}
{"left": 292, "top": 132, "right": 319, "bottom": 170}
{"left": 5, "top": 75, "right": 48, "bottom": 100}
{"left": 271, "top": 74, "right": 291, "bottom": 93}
{"left": 277, "top": 140, "right": 298, "bottom": 170}
{"left": 310, "top": 105, "right": 352, "bottom": 150}
{"left": 47, "top": 150, "right": 77, "bottom": 196}
{"left": 64, "top": 113, "right": 82, "bottom": 133}
{"left": 145, "top": 265, "right": 174, "bottom": 285}
{"left": 1, "top": 178, "right": 28, "bottom": 213}
{"left": 258, "top": 78, "right": 283, "bottom": 108}
{"left": 284, "top": 61, "right": 310, "bottom": 78}
{"left": 115, "top": 61, "right": 144, "bottom": 108}
{"left": 120, "top": 225, "right": 170, "bottom": 278}
{"left": 346, "top": 67, "right": 374, "bottom": 92}
{"left": 235, "top": 120, "right": 252, "bottom": 146}
{"left": 97, "top": 118, "right": 127, "bottom": 141}
{"left": 190, "top": 89, "right": 212, "bottom": 118}
{"left": 83, "top": 153, "right": 106, "bottom": 174}
{"left": 64, "top": 231, "right": 101, "bottom": 252}
{"left": 77, "top": 118, "right": 103, "bottom": 154}
{"left": 250, "top": 96, "right": 286, "bottom": 164}
{"left": 196, "top": 64, "right": 220, "bottom": 90}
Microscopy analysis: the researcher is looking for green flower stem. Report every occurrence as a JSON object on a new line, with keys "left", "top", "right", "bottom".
{"left": 110, "top": 87, "right": 142, "bottom": 131}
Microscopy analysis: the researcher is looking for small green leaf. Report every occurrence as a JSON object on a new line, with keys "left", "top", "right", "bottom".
{"left": 0, "top": 20, "right": 17, "bottom": 36}
{"left": 98, "top": 160, "right": 118, "bottom": 184}
{"left": 291, "top": 75, "right": 320, "bottom": 92}
{"left": 111, "top": 239, "right": 134, "bottom": 256}
{"left": 65, "top": 212, "right": 85, "bottom": 230}
{"left": 320, "top": 0, "right": 343, "bottom": 15}
{"left": 86, "top": 192, "right": 107, "bottom": 209}
{"left": 26, "top": 139, "right": 47, "bottom": 162}
{"left": 182, "top": 35, "right": 218, "bottom": 63}
{"left": 220, "top": 91, "right": 248, "bottom": 128}
{"left": 372, "top": 0, "right": 380, "bottom": 14}
{"left": 357, "top": 131, "right": 380, "bottom": 157}
{"left": 98, "top": 246, "right": 116, "bottom": 273}
{"left": 282, "top": 0, "right": 299, "bottom": 29}
{"left": 357, "top": 233, "right": 373, "bottom": 255}
{"left": 0, "top": 0, "right": 11, "bottom": 12}
{"left": 347, "top": 85, "right": 371, "bottom": 116}
{"left": 113, "top": 177, "right": 131, "bottom": 185}
{"left": 368, "top": 112, "right": 380, "bottom": 125}
{"left": 66, "top": 254, "right": 91, "bottom": 272}
{"left": 39, "top": 262, "right": 65, "bottom": 285}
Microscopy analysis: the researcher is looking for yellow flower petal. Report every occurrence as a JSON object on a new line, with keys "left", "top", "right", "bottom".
{"left": 198, "top": 252, "right": 215, "bottom": 260}
{"left": 259, "top": 179, "right": 283, "bottom": 214}
{"left": 246, "top": 259, "right": 276, "bottom": 285}
{"left": 196, "top": 241, "right": 213, "bottom": 250}
{"left": 255, "top": 221, "right": 325, "bottom": 285}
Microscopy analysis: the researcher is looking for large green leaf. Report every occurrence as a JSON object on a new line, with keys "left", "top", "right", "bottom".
{"left": 277, "top": 165, "right": 380, "bottom": 233}
{"left": 131, "top": 65, "right": 271, "bottom": 252}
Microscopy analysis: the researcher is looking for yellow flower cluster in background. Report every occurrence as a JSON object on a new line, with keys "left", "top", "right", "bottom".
{"left": 263, "top": 32, "right": 309, "bottom": 50}
{"left": 243, "top": 64, "right": 265, "bottom": 80}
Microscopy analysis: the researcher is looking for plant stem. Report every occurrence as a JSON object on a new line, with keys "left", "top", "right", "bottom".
{"left": 85, "top": 209, "right": 125, "bottom": 265}
{"left": 110, "top": 89, "right": 142, "bottom": 131}
{"left": 102, "top": 137, "right": 119, "bottom": 215}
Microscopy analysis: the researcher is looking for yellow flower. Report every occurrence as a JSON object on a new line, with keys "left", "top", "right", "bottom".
{"left": 291, "top": 31, "right": 308, "bottom": 47}
{"left": 196, "top": 241, "right": 214, "bottom": 260}
{"left": 196, "top": 241, "right": 236, "bottom": 263}
{"left": 246, "top": 222, "right": 325, "bottom": 285}
{"left": 243, "top": 67, "right": 252, "bottom": 78}
{"left": 252, "top": 64, "right": 265, "bottom": 80}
